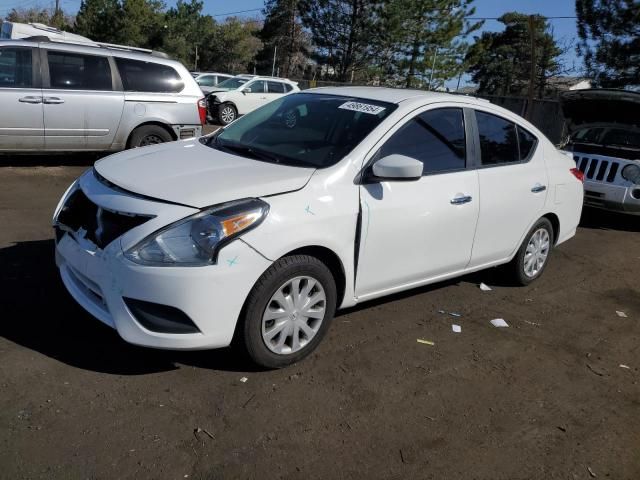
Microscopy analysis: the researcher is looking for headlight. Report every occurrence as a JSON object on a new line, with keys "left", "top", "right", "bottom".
{"left": 621, "top": 164, "right": 640, "bottom": 184}
{"left": 125, "top": 198, "right": 269, "bottom": 266}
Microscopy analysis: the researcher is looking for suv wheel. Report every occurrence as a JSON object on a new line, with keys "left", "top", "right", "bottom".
{"left": 128, "top": 125, "right": 173, "bottom": 148}
{"left": 218, "top": 104, "right": 237, "bottom": 125}
{"left": 240, "top": 255, "right": 337, "bottom": 369}
{"left": 507, "top": 217, "right": 554, "bottom": 285}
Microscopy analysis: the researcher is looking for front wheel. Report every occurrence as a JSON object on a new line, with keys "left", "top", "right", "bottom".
{"left": 507, "top": 217, "right": 554, "bottom": 286}
{"left": 217, "top": 103, "right": 237, "bottom": 125}
{"left": 240, "top": 255, "right": 337, "bottom": 369}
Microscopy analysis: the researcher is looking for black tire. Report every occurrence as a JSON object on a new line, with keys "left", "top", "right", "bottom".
{"left": 217, "top": 103, "right": 237, "bottom": 125}
{"left": 128, "top": 125, "right": 173, "bottom": 148}
{"left": 506, "top": 217, "right": 554, "bottom": 286}
{"left": 240, "top": 255, "right": 337, "bottom": 369}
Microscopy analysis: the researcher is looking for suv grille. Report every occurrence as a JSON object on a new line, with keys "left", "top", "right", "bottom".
{"left": 56, "top": 189, "right": 151, "bottom": 249}
{"left": 573, "top": 155, "right": 620, "bottom": 183}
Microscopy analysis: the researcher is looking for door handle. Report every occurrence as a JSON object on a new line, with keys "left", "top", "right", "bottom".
{"left": 18, "top": 96, "right": 43, "bottom": 104}
{"left": 450, "top": 195, "right": 473, "bottom": 205}
{"left": 43, "top": 97, "right": 65, "bottom": 104}
{"left": 531, "top": 184, "right": 547, "bottom": 193}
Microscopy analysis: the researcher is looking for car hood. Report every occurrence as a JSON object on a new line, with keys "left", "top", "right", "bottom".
{"left": 561, "top": 89, "right": 640, "bottom": 132}
{"left": 94, "top": 139, "right": 315, "bottom": 208}
{"left": 206, "top": 88, "right": 232, "bottom": 95}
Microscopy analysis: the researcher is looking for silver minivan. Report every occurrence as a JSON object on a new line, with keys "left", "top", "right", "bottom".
{"left": 0, "top": 37, "right": 204, "bottom": 152}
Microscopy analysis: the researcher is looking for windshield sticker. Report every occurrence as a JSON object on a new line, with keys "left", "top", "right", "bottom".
{"left": 338, "top": 101, "right": 386, "bottom": 115}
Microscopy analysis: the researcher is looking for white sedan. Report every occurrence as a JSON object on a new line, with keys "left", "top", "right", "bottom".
{"left": 53, "top": 87, "right": 584, "bottom": 368}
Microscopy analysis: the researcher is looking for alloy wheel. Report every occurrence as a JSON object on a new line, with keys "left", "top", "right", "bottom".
{"left": 523, "top": 228, "right": 550, "bottom": 278}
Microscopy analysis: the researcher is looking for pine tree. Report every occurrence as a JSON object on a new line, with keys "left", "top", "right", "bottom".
{"left": 74, "top": 0, "right": 124, "bottom": 44}
{"left": 382, "top": 0, "right": 482, "bottom": 89}
{"left": 576, "top": 0, "right": 640, "bottom": 88}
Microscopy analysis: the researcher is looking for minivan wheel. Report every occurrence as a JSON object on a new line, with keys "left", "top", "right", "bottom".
{"left": 507, "top": 218, "right": 554, "bottom": 286}
{"left": 128, "top": 125, "right": 173, "bottom": 148}
{"left": 218, "top": 104, "right": 237, "bottom": 125}
{"left": 240, "top": 255, "right": 337, "bottom": 369}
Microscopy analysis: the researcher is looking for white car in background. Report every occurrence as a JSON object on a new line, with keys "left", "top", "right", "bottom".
{"left": 207, "top": 75, "right": 299, "bottom": 125}
{"left": 193, "top": 72, "right": 233, "bottom": 94}
{"left": 54, "top": 88, "right": 583, "bottom": 368}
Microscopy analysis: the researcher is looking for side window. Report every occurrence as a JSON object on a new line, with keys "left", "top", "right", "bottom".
{"left": 377, "top": 108, "right": 466, "bottom": 175}
{"left": 284, "top": 83, "right": 294, "bottom": 92}
{"left": 267, "top": 81, "right": 285, "bottom": 93}
{"left": 115, "top": 58, "right": 184, "bottom": 93}
{"left": 476, "top": 111, "right": 519, "bottom": 165}
{"left": 0, "top": 47, "right": 33, "bottom": 88}
{"left": 245, "top": 80, "right": 265, "bottom": 93}
{"left": 48, "top": 51, "right": 112, "bottom": 91}
{"left": 517, "top": 126, "right": 538, "bottom": 160}
{"left": 217, "top": 75, "right": 231, "bottom": 84}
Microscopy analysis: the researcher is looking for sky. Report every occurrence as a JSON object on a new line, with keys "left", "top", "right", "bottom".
{"left": 0, "top": 0, "right": 583, "bottom": 84}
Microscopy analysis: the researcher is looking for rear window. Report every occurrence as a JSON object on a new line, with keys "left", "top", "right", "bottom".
{"left": 267, "top": 81, "right": 285, "bottom": 93}
{"left": 476, "top": 111, "right": 519, "bottom": 165}
{"left": 116, "top": 58, "right": 183, "bottom": 93}
{"left": 48, "top": 51, "right": 112, "bottom": 90}
{"left": 0, "top": 47, "right": 32, "bottom": 87}
{"left": 517, "top": 126, "right": 538, "bottom": 160}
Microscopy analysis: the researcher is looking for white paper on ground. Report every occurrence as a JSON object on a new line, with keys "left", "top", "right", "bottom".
{"left": 452, "top": 324, "right": 461, "bottom": 333}
{"left": 616, "top": 311, "right": 628, "bottom": 318}
{"left": 480, "top": 283, "right": 492, "bottom": 291}
{"left": 490, "top": 318, "right": 509, "bottom": 328}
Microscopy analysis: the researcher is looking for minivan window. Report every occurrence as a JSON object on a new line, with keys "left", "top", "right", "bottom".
{"left": 0, "top": 47, "right": 32, "bottom": 88}
{"left": 378, "top": 108, "right": 466, "bottom": 175}
{"left": 116, "top": 57, "right": 183, "bottom": 93}
{"left": 48, "top": 51, "right": 112, "bottom": 90}
{"left": 476, "top": 111, "right": 519, "bottom": 165}
{"left": 208, "top": 93, "right": 397, "bottom": 168}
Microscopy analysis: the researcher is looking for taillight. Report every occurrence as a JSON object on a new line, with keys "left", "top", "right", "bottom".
{"left": 197, "top": 97, "right": 207, "bottom": 125}
{"left": 570, "top": 167, "right": 584, "bottom": 183}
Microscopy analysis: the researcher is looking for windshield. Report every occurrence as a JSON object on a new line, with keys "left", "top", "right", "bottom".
{"left": 206, "top": 93, "right": 397, "bottom": 168}
{"left": 217, "top": 77, "right": 251, "bottom": 89}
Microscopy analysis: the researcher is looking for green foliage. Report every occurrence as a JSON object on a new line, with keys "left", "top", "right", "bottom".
{"left": 576, "top": 0, "right": 640, "bottom": 88}
{"left": 381, "top": 0, "right": 482, "bottom": 89}
{"left": 74, "top": 0, "right": 125, "bottom": 44}
{"left": 255, "top": 0, "right": 310, "bottom": 77}
{"left": 466, "top": 13, "right": 562, "bottom": 97}
{"left": 6, "top": 7, "right": 74, "bottom": 30}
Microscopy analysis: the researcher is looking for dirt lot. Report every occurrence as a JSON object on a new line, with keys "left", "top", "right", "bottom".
{"left": 0, "top": 158, "right": 639, "bottom": 480}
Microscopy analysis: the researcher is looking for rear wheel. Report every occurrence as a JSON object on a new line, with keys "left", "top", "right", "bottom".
{"left": 218, "top": 103, "right": 237, "bottom": 125}
{"left": 240, "top": 255, "right": 337, "bottom": 369}
{"left": 507, "top": 217, "right": 554, "bottom": 285}
{"left": 128, "top": 125, "right": 173, "bottom": 148}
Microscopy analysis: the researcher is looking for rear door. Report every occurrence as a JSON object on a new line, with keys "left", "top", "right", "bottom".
{"left": 468, "top": 109, "right": 548, "bottom": 268}
{"left": 265, "top": 80, "right": 286, "bottom": 103}
{"left": 41, "top": 48, "right": 124, "bottom": 150}
{"left": 0, "top": 45, "right": 44, "bottom": 150}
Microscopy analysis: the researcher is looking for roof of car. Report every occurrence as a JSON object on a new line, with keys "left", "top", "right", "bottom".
{"left": 306, "top": 86, "right": 482, "bottom": 105}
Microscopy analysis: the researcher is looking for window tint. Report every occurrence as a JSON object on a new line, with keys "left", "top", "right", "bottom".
{"left": 284, "top": 83, "right": 294, "bottom": 92}
{"left": 378, "top": 108, "right": 466, "bottom": 175}
{"left": 197, "top": 75, "right": 216, "bottom": 87}
{"left": 476, "top": 111, "right": 519, "bottom": 165}
{"left": 116, "top": 58, "right": 183, "bottom": 93}
{"left": 267, "top": 81, "right": 285, "bottom": 93}
{"left": 517, "top": 126, "right": 537, "bottom": 160}
{"left": 0, "top": 47, "right": 32, "bottom": 88}
{"left": 246, "top": 80, "right": 265, "bottom": 93}
{"left": 48, "top": 52, "right": 111, "bottom": 90}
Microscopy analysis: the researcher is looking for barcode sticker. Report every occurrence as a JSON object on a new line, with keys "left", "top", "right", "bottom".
{"left": 338, "top": 101, "right": 386, "bottom": 115}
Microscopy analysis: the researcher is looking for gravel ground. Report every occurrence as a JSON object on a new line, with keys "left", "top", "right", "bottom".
{"left": 0, "top": 158, "right": 639, "bottom": 480}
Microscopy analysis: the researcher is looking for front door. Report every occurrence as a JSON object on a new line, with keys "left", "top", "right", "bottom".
{"left": 356, "top": 107, "right": 480, "bottom": 298}
{"left": 0, "top": 46, "right": 44, "bottom": 151}
{"left": 468, "top": 109, "right": 549, "bottom": 268}
{"left": 235, "top": 80, "right": 267, "bottom": 114}
{"left": 42, "top": 49, "right": 124, "bottom": 151}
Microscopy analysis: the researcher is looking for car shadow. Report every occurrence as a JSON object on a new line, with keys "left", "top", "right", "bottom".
{"left": 579, "top": 206, "right": 640, "bottom": 232}
{"left": 0, "top": 239, "right": 264, "bottom": 375}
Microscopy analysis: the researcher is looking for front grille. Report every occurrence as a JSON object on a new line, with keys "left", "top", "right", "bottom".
{"left": 573, "top": 155, "right": 620, "bottom": 183}
{"left": 57, "top": 189, "right": 151, "bottom": 249}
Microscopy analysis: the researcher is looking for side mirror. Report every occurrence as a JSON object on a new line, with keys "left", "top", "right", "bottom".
{"left": 371, "top": 154, "right": 423, "bottom": 181}
{"left": 242, "top": 87, "right": 252, "bottom": 94}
